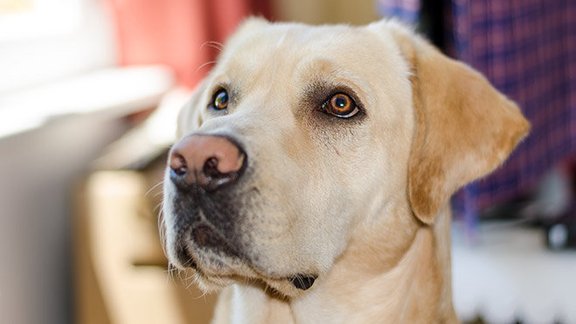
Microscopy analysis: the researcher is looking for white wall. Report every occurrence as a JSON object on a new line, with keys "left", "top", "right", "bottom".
{"left": 0, "top": 0, "right": 119, "bottom": 323}
{"left": 0, "top": 0, "right": 116, "bottom": 93}
{"left": 0, "top": 115, "right": 129, "bottom": 324}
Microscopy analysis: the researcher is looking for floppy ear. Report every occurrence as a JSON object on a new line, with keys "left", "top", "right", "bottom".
{"left": 386, "top": 22, "right": 530, "bottom": 224}
{"left": 177, "top": 80, "right": 207, "bottom": 138}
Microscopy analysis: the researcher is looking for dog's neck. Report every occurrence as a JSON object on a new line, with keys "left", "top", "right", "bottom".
{"left": 212, "top": 204, "right": 458, "bottom": 324}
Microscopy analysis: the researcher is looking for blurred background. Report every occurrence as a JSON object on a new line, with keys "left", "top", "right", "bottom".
{"left": 0, "top": 0, "right": 574, "bottom": 323}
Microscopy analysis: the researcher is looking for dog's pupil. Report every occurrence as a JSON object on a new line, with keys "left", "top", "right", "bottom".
{"left": 332, "top": 94, "right": 350, "bottom": 111}
{"left": 215, "top": 90, "right": 228, "bottom": 109}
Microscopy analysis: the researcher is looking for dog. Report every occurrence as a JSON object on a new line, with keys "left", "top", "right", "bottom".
{"left": 161, "top": 18, "right": 530, "bottom": 323}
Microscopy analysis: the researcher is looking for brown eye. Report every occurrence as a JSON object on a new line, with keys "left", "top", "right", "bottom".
{"left": 211, "top": 89, "right": 229, "bottom": 110}
{"left": 323, "top": 93, "right": 359, "bottom": 118}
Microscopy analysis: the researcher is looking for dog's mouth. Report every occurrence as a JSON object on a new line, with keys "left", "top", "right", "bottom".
{"left": 190, "top": 223, "right": 242, "bottom": 259}
{"left": 165, "top": 171, "right": 319, "bottom": 295}
{"left": 170, "top": 222, "right": 318, "bottom": 294}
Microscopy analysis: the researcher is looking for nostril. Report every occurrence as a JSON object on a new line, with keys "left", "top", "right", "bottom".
{"left": 203, "top": 157, "right": 221, "bottom": 178}
{"left": 170, "top": 152, "right": 188, "bottom": 176}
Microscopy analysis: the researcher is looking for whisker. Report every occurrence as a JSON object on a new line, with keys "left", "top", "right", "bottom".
{"left": 164, "top": 263, "right": 177, "bottom": 284}
{"left": 157, "top": 204, "right": 168, "bottom": 258}
{"left": 185, "top": 276, "right": 196, "bottom": 290}
{"left": 195, "top": 60, "right": 217, "bottom": 73}
{"left": 177, "top": 267, "right": 187, "bottom": 282}
{"left": 153, "top": 201, "right": 163, "bottom": 215}
{"left": 200, "top": 40, "right": 224, "bottom": 52}
{"left": 145, "top": 181, "right": 164, "bottom": 197}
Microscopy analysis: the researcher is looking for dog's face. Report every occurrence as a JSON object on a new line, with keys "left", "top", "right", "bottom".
{"left": 162, "top": 19, "right": 529, "bottom": 297}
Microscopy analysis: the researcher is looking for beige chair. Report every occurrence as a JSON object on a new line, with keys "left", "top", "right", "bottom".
{"left": 74, "top": 147, "right": 217, "bottom": 324}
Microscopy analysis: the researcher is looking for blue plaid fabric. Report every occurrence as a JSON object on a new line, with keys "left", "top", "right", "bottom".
{"left": 377, "top": 0, "right": 421, "bottom": 24}
{"left": 378, "top": 0, "right": 576, "bottom": 218}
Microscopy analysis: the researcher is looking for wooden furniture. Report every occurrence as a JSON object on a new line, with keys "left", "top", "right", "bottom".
{"left": 74, "top": 142, "right": 217, "bottom": 324}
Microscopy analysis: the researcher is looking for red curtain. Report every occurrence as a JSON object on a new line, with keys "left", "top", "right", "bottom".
{"left": 105, "top": 0, "right": 272, "bottom": 88}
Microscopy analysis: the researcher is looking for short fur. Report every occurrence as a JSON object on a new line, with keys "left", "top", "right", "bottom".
{"left": 162, "top": 18, "right": 530, "bottom": 323}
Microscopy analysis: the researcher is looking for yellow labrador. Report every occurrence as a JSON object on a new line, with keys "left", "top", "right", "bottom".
{"left": 162, "top": 18, "right": 529, "bottom": 323}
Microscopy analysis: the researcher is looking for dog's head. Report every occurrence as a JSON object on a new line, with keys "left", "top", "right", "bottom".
{"left": 162, "top": 18, "right": 529, "bottom": 297}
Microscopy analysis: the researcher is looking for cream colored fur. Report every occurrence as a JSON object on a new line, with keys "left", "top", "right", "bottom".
{"left": 163, "top": 18, "right": 530, "bottom": 323}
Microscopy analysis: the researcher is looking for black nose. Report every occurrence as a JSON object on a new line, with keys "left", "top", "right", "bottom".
{"left": 168, "top": 135, "right": 246, "bottom": 191}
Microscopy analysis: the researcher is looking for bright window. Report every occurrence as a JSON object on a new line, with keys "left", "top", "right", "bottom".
{"left": 0, "top": 0, "right": 116, "bottom": 94}
{"left": 0, "top": 0, "right": 82, "bottom": 41}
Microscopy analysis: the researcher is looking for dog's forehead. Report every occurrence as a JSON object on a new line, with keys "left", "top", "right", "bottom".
{"left": 226, "top": 23, "right": 364, "bottom": 57}
{"left": 216, "top": 22, "right": 404, "bottom": 80}
{"left": 205, "top": 21, "right": 413, "bottom": 125}
{"left": 208, "top": 22, "right": 412, "bottom": 115}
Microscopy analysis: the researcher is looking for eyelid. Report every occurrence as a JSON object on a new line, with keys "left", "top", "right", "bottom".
{"left": 305, "top": 83, "right": 364, "bottom": 112}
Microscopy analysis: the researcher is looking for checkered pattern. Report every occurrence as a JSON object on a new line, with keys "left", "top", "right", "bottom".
{"left": 379, "top": 0, "right": 576, "bottom": 218}
{"left": 377, "top": 0, "right": 421, "bottom": 24}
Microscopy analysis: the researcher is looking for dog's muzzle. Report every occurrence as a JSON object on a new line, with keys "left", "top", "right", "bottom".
{"left": 166, "top": 134, "right": 318, "bottom": 291}
{"left": 166, "top": 134, "right": 247, "bottom": 264}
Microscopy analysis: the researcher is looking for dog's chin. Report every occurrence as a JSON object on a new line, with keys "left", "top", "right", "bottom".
{"left": 165, "top": 205, "right": 320, "bottom": 297}
{"left": 192, "top": 268, "right": 315, "bottom": 299}
{"left": 170, "top": 243, "right": 318, "bottom": 298}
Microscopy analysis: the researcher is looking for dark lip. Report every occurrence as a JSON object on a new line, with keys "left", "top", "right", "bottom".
{"left": 172, "top": 219, "right": 245, "bottom": 270}
{"left": 175, "top": 229, "right": 320, "bottom": 292}
{"left": 190, "top": 223, "right": 243, "bottom": 258}
{"left": 175, "top": 241, "right": 198, "bottom": 269}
